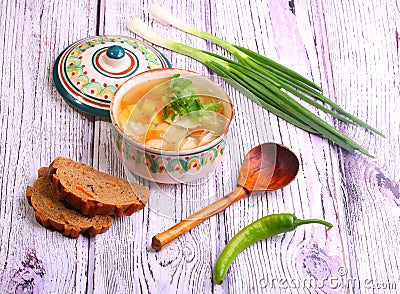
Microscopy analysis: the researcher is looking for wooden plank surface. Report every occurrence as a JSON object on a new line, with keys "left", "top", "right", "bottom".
{"left": 319, "top": 0, "right": 400, "bottom": 290}
{"left": 0, "top": 0, "right": 398, "bottom": 293}
{"left": 0, "top": 0, "right": 98, "bottom": 293}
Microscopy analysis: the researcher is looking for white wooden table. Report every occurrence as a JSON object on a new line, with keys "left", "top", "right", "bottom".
{"left": 1, "top": 0, "right": 399, "bottom": 293}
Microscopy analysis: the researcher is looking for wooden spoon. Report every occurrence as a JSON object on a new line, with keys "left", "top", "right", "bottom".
{"left": 152, "top": 143, "right": 300, "bottom": 251}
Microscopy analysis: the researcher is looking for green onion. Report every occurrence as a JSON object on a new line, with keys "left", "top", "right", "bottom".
{"left": 128, "top": 14, "right": 381, "bottom": 157}
{"left": 149, "top": 4, "right": 383, "bottom": 137}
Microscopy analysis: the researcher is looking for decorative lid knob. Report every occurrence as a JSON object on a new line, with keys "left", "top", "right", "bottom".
{"left": 106, "top": 45, "right": 126, "bottom": 59}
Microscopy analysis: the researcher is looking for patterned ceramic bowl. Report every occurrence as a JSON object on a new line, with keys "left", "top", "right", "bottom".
{"left": 110, "top": 68, "right": 234, "bottom": 183}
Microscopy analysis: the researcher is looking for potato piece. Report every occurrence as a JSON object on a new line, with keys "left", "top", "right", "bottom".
{"left": 141, "top": 100, "right": 157, "bottom": 117}
{"left": 155, "top": 122, "right": 170, "bottom": 131}
{"left": 173, "top": 115, "right": 199, "bottom": 129}
{"left": 145, "top": 139, "right": 173, "bottom": 150}
{"left": 180, "top": 137, "right": 198, "bottom": 150}
{"left": 145, "top": 139, "right": 164, "bottom": 149}
{"left": 199, "top": 132, "right": 217, "bottom": 146}
{"left": 200, "top": 113, "right": 229, "bottom": 136}
{"left": 164, "top": 125, "right": 188, "bottom": 144}
{"left": 125, "top": 121, "right": 149, "bottom": 137}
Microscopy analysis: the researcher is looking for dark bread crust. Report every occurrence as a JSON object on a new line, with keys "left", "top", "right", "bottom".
{"left": 26, "top": 167, "right": 113, "bottom": 238}
{"left": 49, "top": 157, "right": 150, "bottom": 217}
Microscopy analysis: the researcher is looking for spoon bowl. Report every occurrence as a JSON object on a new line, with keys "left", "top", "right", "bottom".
{"left": 238, "top": 143, "right": 299, "bottom": 191}
{"left": 152, "top": 142, "right": 300, "bottom": 251}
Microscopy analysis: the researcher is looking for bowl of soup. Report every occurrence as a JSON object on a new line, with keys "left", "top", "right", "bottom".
{"left": 110, "top": 68, "right": 234, "bottom": 183}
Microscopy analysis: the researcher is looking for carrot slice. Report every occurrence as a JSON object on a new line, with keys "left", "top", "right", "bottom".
{"left": 191, "top": 130, "right": 205, "bottom": 137}
{"left": 76, "top": 185, "right": 95, "bottom": 199}
{"left": 120, "top": 99, "right": 130, "bottom": 111}
{"left": 155, "top": 110, "right": 163, "bottom": 122}
{"left": 216, "top": 107, "right": 224, "bottom": 114}
{"left": 202, "top": 98, "right": 214, "bottom": 103}
{"left": 145, "top": 129, "right": 163, "bottom": 141}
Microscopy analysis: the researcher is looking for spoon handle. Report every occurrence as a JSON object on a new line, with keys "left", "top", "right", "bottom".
{"left": 152, "top": 186, "right": 248, "bottom": 251}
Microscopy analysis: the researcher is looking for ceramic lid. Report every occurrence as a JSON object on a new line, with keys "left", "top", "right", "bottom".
{"left": 53, "top": 36, "right": 171, "bottom": 117}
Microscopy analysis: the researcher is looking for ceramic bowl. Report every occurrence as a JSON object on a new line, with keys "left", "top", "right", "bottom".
{"left": 110, "top": 68, "right": 234, "bottom": 184}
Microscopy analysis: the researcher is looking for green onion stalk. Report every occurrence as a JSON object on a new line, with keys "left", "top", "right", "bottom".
{"left": 128, "top": 10, "right": 383, "bottom": 157}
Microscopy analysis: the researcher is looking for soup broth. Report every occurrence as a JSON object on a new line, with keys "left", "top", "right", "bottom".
{"left": 116, "top": 75, "right": 231, "bottom": 151}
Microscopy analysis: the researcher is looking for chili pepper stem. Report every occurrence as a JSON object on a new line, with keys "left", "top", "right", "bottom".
{"left": 294, "top": 218, "right": 333, "bottom": 229}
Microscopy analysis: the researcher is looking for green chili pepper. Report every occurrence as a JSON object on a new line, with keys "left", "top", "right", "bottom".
{"left": 213, "top": 213, "right": 333, "bottom": 285}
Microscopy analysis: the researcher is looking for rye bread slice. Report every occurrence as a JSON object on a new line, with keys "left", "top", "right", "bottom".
{"left": 26, "top": 167, "right": 113, "bottom": 238}
{"left": 49, "top": 157, "right": 150, "bottom": 217}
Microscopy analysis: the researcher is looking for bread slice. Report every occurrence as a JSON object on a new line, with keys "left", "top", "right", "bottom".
{"left": 49, "top": 157, "right": 150, "bottom": 217}
{"left": 26, "top": 167, "right": 113, "bottom": 238}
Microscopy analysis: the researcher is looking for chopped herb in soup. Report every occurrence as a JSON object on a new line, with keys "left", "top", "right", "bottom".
{"left": 117, "top": 74, "right": 230, "bottom": 151}
{"left": 161, "top": 74, "right": 221, "bottom": 122}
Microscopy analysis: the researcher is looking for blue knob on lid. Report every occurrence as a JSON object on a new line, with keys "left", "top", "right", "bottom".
{"left": 106, "top": 45, "right": 125, "bottom": 59}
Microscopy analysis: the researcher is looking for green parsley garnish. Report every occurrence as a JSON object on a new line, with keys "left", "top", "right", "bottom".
{"left": 161, "top": 74, "right": 221, "bottom": 122}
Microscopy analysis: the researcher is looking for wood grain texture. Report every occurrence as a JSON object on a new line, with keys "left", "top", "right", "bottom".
{"left": 0, "top": 0, "right": 98, "bottom": 293}
{"left": 317, "top": 0, "right": 400, "bottom": 290}
{"left": 0, "top": 0, "right": 398, "bottom": 293}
